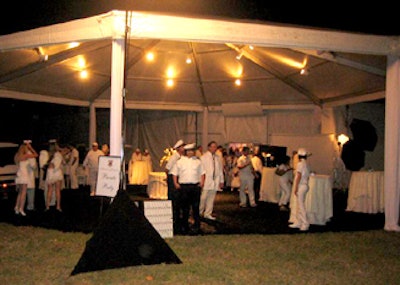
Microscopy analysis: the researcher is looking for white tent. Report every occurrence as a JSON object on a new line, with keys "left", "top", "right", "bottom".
{"left": 0, "top": 10, "right": 399, "bottom": 231}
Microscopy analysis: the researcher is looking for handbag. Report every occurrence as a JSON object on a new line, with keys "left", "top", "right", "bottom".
{"left": 275, "top": 167, "right": 286, "bottom": 176}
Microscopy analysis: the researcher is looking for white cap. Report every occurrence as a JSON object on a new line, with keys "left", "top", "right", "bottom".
{"left": 23, "top": 139, "right": 32, "bottom": 144}
{"left": 184, "top": 143, "right": 196, "bottom": 150}
{"left": 173, "top": 139, "right": 185, "bottom": 149}
{"left": 49, "top": 139, "right": 57, "bottom": 144}
{"left": 297, "top": 148, "right": 308, "bottom": 156}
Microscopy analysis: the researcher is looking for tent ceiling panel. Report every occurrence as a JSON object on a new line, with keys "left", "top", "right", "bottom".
{"left": 203, "top": 79, "right": 311, "bottom": 105}
{"left": 0, "top": 10, "right": 394, "bottom": 109}
{"left": 124, "top": 80, "right": 204, "bottom": 104}
{"left": 297, "top": 63, "right": 386, "bottom": 100}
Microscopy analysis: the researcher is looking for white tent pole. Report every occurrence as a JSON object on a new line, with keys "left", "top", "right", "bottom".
{"left": 384, "top": 55, "right": 400, "bottom": 232}
{"left": 109, "top": 38, "right": 125, "bottom": 157}
{"left": 202, "top": 107, "right": 208, "bottom": 149}
{"left": 89, "top": 103, "right": 96, "bottom": 146}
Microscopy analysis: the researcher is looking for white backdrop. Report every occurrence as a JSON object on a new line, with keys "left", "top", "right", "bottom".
{"left": 269, "top": 133, "right": 337, "bottom": 175}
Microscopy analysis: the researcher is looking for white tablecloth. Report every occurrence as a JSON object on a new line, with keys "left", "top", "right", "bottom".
{"left": 258, "top": 167, "right": 281, "bottom": 203}
{"left": 289, "top": 174, "right": 333, "bottom": 225}
{"left": 147, "top": 172, "right": 168, "bottom": 199}
{"left": 346, "top": 171, "right": 384, "bottom": 213}
{"left": 129, "top": 161, "right": 151, "bottom": 185}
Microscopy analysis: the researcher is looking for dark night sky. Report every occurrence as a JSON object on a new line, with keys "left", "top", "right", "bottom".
{"left": 1, "top": 1, "right": 399, "bottom": 36}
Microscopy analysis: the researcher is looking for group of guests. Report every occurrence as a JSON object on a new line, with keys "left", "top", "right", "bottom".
{"left": 164, "top": 140, "right": 224, "bottom": 235}
{"left": 163, "top": 138, "right": 312, "bottom": 234}
{"left": 128, "top": 148, "right": 153, "bottom": 185}
{"left": 164, "top": 139, "right": 270, "bottom": 235}
{"left": 13, "top": 140, "right": 110, "bottom": 216}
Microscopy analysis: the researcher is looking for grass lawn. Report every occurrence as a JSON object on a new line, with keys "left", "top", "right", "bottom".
{"left": 1, "top": 223, "right": 399, "bottom": 284}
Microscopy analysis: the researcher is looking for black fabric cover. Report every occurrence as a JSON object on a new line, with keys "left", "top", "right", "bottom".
{"left": 350, "top": 118, "right": 378, "bottom": 151}
{"left": 71, "top": 190, "right": 182, "bottom": 275}
{"left": 341, "top": 140, "right": 365, "bottom": 171}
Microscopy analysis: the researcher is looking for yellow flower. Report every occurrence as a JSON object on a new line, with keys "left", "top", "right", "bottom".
{"left": 159, "top": 147, "right": 175, "bottom": 167}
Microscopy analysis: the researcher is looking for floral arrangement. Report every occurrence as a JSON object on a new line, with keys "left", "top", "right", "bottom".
{"left": 159, "top": 147, "right": 175, "bottom": 167}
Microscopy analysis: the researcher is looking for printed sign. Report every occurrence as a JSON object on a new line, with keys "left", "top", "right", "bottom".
{"left": 95, "top": 155, "right": 121, "bottom": 197}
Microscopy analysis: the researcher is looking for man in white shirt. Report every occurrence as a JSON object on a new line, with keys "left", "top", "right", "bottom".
{"left": 199, "top": 141, "right": 224, "bottom": 220}
{"left": 251, "top": 148, "right": 264, "bottom": 202}
{"left": 165, "top": 139, "right": 186, "bottom": 234}
{"left": 171, "top": 143, "right": 205, "bottom": 235}
{"left": 83, "top": 142, "right": 104, "bottom": 196}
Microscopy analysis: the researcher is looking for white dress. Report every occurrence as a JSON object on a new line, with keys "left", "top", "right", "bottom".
{"left": 15, "top": 159, "right": 31, "bottom": 185}
{"left": 46, "top": 151, "right": 64, "bottom": 184}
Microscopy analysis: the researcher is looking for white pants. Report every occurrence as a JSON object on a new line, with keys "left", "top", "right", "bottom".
{"left": 88, "top": 169, "right": 98, "bottom": 194}
{"left": 278, "top": 178, "right": 292, "bottom": 206}
{"left": 293, "top": 184, "right": 309, "bottom": 228}
{"left": 70, "top": 164, "right": 79, "bottom": 189}
{"left": 239, "top": 175, "right": 256, "bottom": 206}
{"left": 26, "top": 188, "right": 35, "bottom": 210}
{"left": 199, "top": 189, "right": 217, "bottom": 217}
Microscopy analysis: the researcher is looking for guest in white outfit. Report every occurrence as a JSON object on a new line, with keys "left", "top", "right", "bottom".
{"left": 143, "top": 148, "right": 153, "bottom": 178}
{"left": 200, "top": 141, "right": 224, "bottom": 220}
{"left": 237, "top": 146, "right": 257, "bottom": 208}
{"left": 45, "top": 140, "right": 65, "bottom": 212}
{"left": 276, "top": 155, "right": 293, "bottom": 211}
{"left": 165, "top": 139, "right": 186, "bottom": 234}
{"left": 25, "top": 143, "right": 38, "bottom": 211}
{"left": 128, "top": 148, "right": 143, "bottom": 183}
{"left": 38, "top": 147, "right": 55, "bottom": 207}
{"left": 66, "top": 144, "right": 79, "bottom": 189}
{"left": 101, "top": 143, "right": 110, "bottom": 156}
{"left": 289, "top": 148, "right": 311, "bottom": 231}
{"left": 83, "top": 142, "right": 104, "bottom": 196}
{"left": 14, "top": 141, "right": 38, "bottom": 216}
{"left": 171, "top": 143, "right": 205, "bottom": 235}
{"left": 251, "top": 147, "right": 263, "bottom": 202}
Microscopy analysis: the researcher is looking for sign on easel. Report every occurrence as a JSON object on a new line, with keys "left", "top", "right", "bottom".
{"left": 95, "top": 155, "right": 121, "bottom": 197}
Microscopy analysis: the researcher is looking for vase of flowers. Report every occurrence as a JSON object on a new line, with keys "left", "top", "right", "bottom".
{"left": 159, "top": 147, "right": 175, "bottom": 167}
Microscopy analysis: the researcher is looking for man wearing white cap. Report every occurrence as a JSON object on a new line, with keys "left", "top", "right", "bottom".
{"left": 83, "top": 142, "right": 105, "bottom": 196}
{"left": 171, "top": 143, "right": 205, "bottom": 235}
{"left": 289, "top": 147, "right": 311, "bottom": 231}
{"left": 165, "top": 139, "right": 186, "bottom": 234}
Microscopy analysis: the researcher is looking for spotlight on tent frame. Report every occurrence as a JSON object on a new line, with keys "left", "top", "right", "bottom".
{"left": 236, "top": 52, "right": 244, "bottom": 60}
{"left": 300, "top": 68, "right": 309, "bottom": 76}
{"left": 235, "top": 78, "right": 241, "bottom": 86}
{"left": 35, "top": 47, "right": 48, "bottom": 62}
{"left": 166, "top": 79, "right": 174, "bottom": 87}
{"left": 146, "top": 52, "right": 155, "bottom": 62}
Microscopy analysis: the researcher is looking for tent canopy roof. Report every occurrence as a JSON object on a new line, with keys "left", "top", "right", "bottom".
{"left": 0, "top": 10, "right": 396, "bottom": 111}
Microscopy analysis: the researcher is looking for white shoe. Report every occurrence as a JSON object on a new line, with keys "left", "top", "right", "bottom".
{"left": 204, "top": 215, "right": 216, "bottom": 221}
{"left": 289, "top": 224, "right": 300, "bottom": 229}
{"left": 300, "top": 226, "right": 309, "bottom": 231}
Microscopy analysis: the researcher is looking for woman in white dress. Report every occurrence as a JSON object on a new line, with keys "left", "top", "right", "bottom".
{"left": 14, "top": 141, "right": 38, "bottom": 216}
{"left": 45, "top": 141, "right": 65, "bottom": 211}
